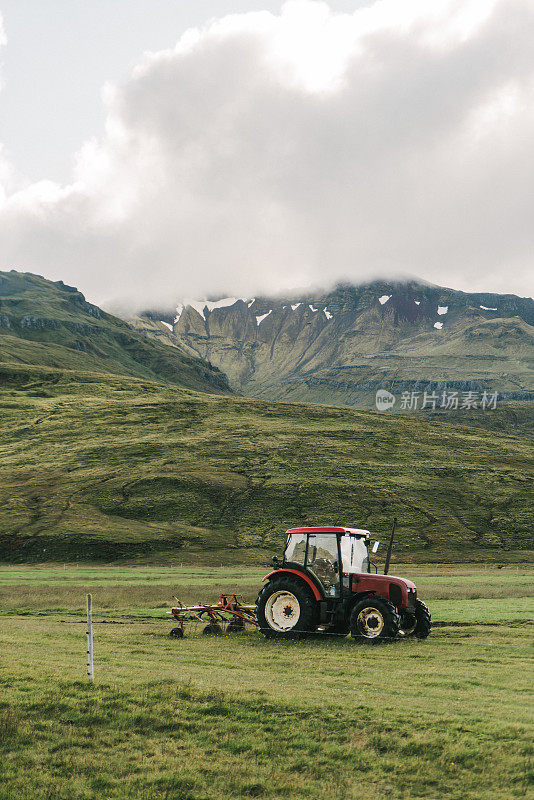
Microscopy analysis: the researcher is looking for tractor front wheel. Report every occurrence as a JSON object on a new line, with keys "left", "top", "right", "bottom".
{"left": 413, "top": 599, "right": 431, "bottom": 639}
{"left": 399, "top": 599, "right": 431, "bottom": 639}
{"left": 255, "top": 577, "right": 319, "bottom": 638}
{"left": 350, "top": 597, "right": 400, "bottom": 643}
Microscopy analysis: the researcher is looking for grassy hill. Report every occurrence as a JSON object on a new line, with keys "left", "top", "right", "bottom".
{"left": 0, "top": 270, "right": 229, "bottom": 393}
{"left": 0, "top": 363, "right": 531, "bottom": 563}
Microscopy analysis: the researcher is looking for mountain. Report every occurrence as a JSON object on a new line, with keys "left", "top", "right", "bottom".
{"left": 0, "top": 366, "right": 531, "bottom": 563}
{"left": 132, "top": 279, "right": 534, "bottom": 408}
{"left": 0, "top": 270, "right": 229, "bottom": 394}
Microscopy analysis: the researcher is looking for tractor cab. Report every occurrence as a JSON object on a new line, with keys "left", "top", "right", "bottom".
{"left": 282, "top": 527, "right": 374, "bottom": 597}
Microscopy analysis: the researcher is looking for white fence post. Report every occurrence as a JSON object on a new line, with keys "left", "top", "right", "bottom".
{"left": 86, "top": 593, "right": 94, "bottom": 683}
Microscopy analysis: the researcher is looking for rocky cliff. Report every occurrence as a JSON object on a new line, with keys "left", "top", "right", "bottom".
{"left": 134, "top": 279, "right": 534, "bottom": 408}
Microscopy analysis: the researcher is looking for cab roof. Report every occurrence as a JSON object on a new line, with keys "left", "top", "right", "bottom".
{"left": 286, "top": 526, "right": 370, "bottom": 537}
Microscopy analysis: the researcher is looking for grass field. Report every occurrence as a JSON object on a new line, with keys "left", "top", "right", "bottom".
{"left": 1, "top": 564, "right": 532, "bottom": 799}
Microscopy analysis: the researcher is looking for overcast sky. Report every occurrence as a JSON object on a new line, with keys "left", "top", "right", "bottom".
{"left": 0, "top": 0, "right": 532, "bottom": 311}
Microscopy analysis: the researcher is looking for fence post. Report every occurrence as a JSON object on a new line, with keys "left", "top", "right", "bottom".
{"left": 86, "top": 593, "right": 94, "bottom": 683}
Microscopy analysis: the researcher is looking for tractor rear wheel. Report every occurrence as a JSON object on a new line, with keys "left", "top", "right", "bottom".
{"left": 255, "top": 577, "right": 319, "bottom": 638}
{"left": 414, "top": 599, "right": 431, "bottom": 639}
{"left": 350, "top": 597, "right": 400, "bottom": 643}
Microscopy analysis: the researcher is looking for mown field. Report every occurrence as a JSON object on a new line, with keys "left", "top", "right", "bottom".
{"left": 0, "top": 365, "right": 533, "bottom": 563}
{"left": 1, "top": 564, "right": 532, "bottom": 799}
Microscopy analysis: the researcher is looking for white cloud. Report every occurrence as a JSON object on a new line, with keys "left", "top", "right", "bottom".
{"left": 0, "top": 0, "right": 533, "bottom": 311}
{"left": 0, "top": 13, "right": 6, "bottom": 62}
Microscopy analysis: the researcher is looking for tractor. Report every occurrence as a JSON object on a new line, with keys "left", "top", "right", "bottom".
{"left": 255, "top": 525, "right": 431, "bottom": 642}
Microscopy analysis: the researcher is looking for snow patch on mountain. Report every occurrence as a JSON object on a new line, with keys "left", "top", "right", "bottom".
{"left": 256, "top": 310, "right": 272, "bottom": 326}
{"left": 186, "top": 301, "right": 208, "bottom": 320}
{"left": 182, "top": 297, "right": 249, "bottom": 320}
{"left": 324, "top": 308, "right": 333, "bottom": 319}
{"left": 379, "top": 295, "right": 391, "bottom": 305}
{"left": 309, "top": 304, "right": 318, "bottom": 312}
{"left": 160, "top": 321, "right": 173, "bottom": 332}
{"left": 204, "top": 297, "right": 247, "bottom": 312}
{"left": 174, "top": 303, "right": 184, "bottom": 323}
{"left": 437, "top": 306, "right": 448, "bottom": 315}
{"left": 434, "top": 321, "right": 443, "bottom": 329}
{"left": 291, "top": 303, "right": 301, "bottom": 310}
{"left": 480, "top": 305, "right": 497, "bottom": 311}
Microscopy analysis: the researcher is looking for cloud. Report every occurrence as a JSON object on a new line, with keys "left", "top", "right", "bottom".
{"left": 0, "top": 13, "right": 5, "bottom": 60}
{"left": 0, "top": 0, "right": 533, "bottom": 310}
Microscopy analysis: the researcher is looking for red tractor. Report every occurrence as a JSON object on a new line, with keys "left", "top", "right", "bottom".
{"left": 255, "top": 526, "right": 431, "bottom": 642}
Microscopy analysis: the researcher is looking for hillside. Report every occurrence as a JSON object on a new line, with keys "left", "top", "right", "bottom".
{"left": 0, "top": 270, "right": 229, "bottom": 393}
{"left": 132, "top": 279, "right": 534, "bottom": 408}
{"left": 0, "top": 364, "right": 531, "bottom": 563}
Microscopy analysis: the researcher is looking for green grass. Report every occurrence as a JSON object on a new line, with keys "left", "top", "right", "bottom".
{"left": 0, "top": 565, "right": 532, "bottom": 799}
{"left": 0, "top": 365, "right": 533, "bottom": 563}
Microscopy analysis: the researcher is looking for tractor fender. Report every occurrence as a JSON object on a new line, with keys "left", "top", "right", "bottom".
{"left": 262, "top": 569, "right": 324, "bottom": 601}
{"left": 343, "top": 590, "right": 377, "bottom": 613}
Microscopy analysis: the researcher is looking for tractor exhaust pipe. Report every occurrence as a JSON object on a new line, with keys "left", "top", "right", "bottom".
{"left": 383, "top": 517, "right": 397, "bottom": 575}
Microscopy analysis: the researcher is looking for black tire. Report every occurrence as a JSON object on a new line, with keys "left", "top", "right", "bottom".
{"left": 202, "top": 623, "right": 222, "bottom": 635}
{"left": 414, "top": 599, "right": 431, "bottom": 639}
{"left": 169, "top": 627, "right": 184, "bottom": 639}
{"left": 227, "top": 619, "right": 245, "bottom": 632}
{"left": 255, "top": 576, "right": 319, "bottom": 639}
{"left": 398, "top": 611, "right": 417, "bottom": 637}
{"left": 350, "top": 596, "right": 400, "bottom": 643}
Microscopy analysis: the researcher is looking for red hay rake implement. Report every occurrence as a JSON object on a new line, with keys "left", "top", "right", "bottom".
{"left": 167, "top": 594, "right": 257, "bottom": 638}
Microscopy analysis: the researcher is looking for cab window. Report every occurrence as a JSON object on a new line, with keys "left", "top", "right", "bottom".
{"left": 340, "top": 534, "right": 369, "bottom": 573}
{"left": 306, "top": 534, "right": 340, "bottom": 595}
{"left": 284, "top": 533, "right": 307, "bottom": 564}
